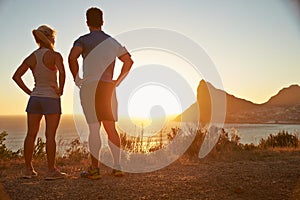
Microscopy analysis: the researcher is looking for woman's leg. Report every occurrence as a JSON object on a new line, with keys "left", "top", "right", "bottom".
{"left": 24, "top": 113, "right": 43, "bottom": 170}
{"left": 45, "top": 114, "right": 60, "bottom": 171}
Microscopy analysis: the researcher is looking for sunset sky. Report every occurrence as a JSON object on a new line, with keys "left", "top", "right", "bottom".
{"left": 0, "top": 0, "right": 300, "bottom": 117}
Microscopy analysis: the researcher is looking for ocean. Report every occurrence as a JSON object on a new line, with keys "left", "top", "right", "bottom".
{"left": 1, "top": 115, "right": 299, "bottom": 153}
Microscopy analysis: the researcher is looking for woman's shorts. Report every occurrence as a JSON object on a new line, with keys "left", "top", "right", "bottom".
{"left": 26, "top": 96, "right": 61, "bottom": 115}
{"left": 80, "top": 81, "right": 118, "bottom": 124}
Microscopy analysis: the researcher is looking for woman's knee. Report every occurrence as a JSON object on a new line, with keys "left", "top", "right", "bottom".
{"left": 25, "top": 133, "right": 37, "bottom": 142}
{"left": 45, "top": 131, "right": 56, "bottom": 141}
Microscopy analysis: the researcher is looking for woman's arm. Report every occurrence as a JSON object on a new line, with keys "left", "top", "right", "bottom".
{"left": 55, "top": 52, "right": 66, "bottom": 96}
{"left": 12, "top": 57, "right": 32, "bottom": 95}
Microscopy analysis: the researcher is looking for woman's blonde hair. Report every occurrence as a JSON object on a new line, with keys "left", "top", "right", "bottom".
{"left": 32, "top": 25, "right": 55, "bottom": 50}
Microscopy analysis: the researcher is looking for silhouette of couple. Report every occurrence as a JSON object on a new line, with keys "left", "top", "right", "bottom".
{"left": 12, "top": 7, "right": 133, "bottom": 180}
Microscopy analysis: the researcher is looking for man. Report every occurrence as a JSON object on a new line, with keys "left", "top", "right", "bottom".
{"left": 68, "top": 7, "right": 133, "bottom": 179}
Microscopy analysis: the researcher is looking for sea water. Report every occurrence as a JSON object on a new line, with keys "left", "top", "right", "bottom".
{"left": 0, "top": 115, "right": 299, "bottom": 153}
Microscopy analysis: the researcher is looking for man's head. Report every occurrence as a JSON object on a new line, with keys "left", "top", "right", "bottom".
{"left": 86, "top": 7, "right": 103, "bottom": 28}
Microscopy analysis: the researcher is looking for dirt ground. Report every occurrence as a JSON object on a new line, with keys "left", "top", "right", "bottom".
{"left": 1, "top": 150, "right": 300, "bottom": 200}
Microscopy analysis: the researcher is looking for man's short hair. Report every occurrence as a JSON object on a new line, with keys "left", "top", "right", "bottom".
{"left": 86, "top": 7, "right": 103, "bottom": 28}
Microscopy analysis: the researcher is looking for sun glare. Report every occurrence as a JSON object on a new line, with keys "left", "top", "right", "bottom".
{"left": 128, "top": 84, "right": 182, "bottom": 120}
{"left": 114, "top": 49, "right": 201, "bottom": 123}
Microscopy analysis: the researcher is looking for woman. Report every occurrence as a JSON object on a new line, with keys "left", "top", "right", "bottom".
{"left": 12, "top": 25, "right": 66, "bottom": 180}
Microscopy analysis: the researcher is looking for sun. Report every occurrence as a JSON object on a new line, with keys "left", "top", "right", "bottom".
{"left": 127, "top": 83, "right": 182, "bottom": 120}
{"left": 114, "top": 48, "right": 201, "bottom": 122}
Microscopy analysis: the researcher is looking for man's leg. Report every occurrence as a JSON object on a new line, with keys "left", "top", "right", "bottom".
{"left": 80, "top": 83, "right": 101, "bottom": 168}
{"left": 102, "top": 121, "right": 120, "bottom": 166}
{"left": 88, "top": 122, "right": 101, "bottom": 168}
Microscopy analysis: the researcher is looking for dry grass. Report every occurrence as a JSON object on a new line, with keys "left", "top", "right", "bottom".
{"left": 2, "top": 129, "right": 300, "bottom": 199}
{"left": 2, "top": 149, "right": 300, "bottom": 199}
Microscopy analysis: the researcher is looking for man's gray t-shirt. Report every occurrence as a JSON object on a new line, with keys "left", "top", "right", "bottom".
{"left": 73, "top": 30, "right": 129, "bottom": 83}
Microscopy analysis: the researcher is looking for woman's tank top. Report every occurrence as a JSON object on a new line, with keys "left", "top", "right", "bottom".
{"left": 30, "top": 48, "right": 59, "bottom": 98}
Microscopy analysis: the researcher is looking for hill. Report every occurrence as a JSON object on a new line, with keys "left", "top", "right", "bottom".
{"left": 175, "top": 80, "right": 300, "bottom": 124}
{"left": 265, "top": 84, "right": 300, "bottom": 106}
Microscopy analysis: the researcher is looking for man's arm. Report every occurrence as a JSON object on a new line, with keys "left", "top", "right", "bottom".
{"left": 68, "top": 46, "right": 82, "bottom": 81}
{"left": 115, "top": 53, "right": 133, "bottom": 86}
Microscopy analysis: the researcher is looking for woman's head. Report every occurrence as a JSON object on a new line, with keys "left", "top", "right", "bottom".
{"left": 32, "top": 25, "right": 56, "bottom": 50}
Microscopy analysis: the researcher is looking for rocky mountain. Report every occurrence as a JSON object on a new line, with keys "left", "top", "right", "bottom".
{"left": 175, "top": 80, "right": 300, "bottom": 124}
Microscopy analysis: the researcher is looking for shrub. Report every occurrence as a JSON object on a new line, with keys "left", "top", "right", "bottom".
{"left": 259, "top": 130, "right": 298, "bottom": 149}
{"left": 64, "top": 138, "right": 89, "bottom": 161}
{"left": 120, "top": 131, "right": 166, "bottom": 154}
{"left": 183, "top": 128, "right": 206, "bottom": 158}
{"left": 0, "top": 131, "right": 13, "bottom": 158}
{"left": 33, "top": 137, "right": 46, "bottom": 159}
{"left": 215, "top": 128, "right": 242, "bottom": 152}
{"left": 243, "top": 143, "right": 257, "bottom": 151}
{"left": 0, "top": 131, "right": 21, "bottom": 159}
{"left": 183, "top": 127, "right": 247, "bottom": 159}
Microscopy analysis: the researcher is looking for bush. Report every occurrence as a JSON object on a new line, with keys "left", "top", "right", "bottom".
{"left": 64, "top": 138, "right": 89, "bottom": 161}
{"left": 0, "top": 131, "right": 16, "bottom": 159}
{"left": 259, "top": 130, "right": 298, "bottom": 149}
{"left": 120, "top": 131, "right": 166, "bottom": 154}
{"left": 183, "top": 128, "right": 205, "bottom": 158}
{"left": 243, "top": 143, "right": 257, "bottom": 151}
{"left": 183, "top": 127, "right": 249, "bottom": 159}
{"left": 0, "top": 131, "right": 47, "bottom": 160}
{"left": 215, "top": 128, "right": 242, "bottom": 152}
{"left": 33, "top": 137, "right": 46, "bottom": 159}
